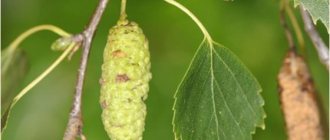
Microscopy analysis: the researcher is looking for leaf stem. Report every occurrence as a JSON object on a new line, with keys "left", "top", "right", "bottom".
{"left": 13, "top": 43, "right": 75, "bottom": 104}
{"left": 165, "top": 0, "right": 213, "bottom": 45}
{"left": 1, "top": 24, "right": 76, "bottom": 132}
{"left": 1, "top": 43, "right": 76, "bottom": 131}
{"left": 3, "top": 24, "right": 82, "bottom": 98}
{"left": 8, "top": 25, "right": 71, "bottom": 53}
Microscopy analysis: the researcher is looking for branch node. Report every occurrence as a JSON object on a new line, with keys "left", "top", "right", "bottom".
{"left": 63, "top": 0, "right": 109, "bottom": 139}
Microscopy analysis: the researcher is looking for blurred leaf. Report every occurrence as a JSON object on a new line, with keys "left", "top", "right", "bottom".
{"left": 294, "top": 0, "right": 329, "bottom": 33}
{"left": 173, "top": 41, "right": 266, "bottom": 140}
{"left": 1, "top": 47, "right": 29, "bottom": 131}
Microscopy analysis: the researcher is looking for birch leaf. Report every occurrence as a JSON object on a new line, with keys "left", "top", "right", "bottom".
{"left": 165, "top": 0, "right": 266, "bottom": 139}
{"left": 173, "top": 41, "right": 266, "bottom": 140}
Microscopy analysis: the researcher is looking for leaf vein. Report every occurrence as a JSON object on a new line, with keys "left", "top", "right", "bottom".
{"left": 214, "top": 78, "right": 245, "bottom": 138}
{"left": 212, "top": 48, "right": 258, "bottom": 119}
{"left": 210, "top": 48, "right": 221, "bottom": 140}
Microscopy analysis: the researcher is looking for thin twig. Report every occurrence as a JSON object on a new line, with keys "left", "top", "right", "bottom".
{"left": 284, "top": 2, "right": 305, "bottom": 51}
{"left": 279, "top": 0, "right": 296, "bottom": 51}
{"left": 63, "top": 0, "right": 108, "bottom": 140}
{"left": 300, "top": 6, "right": 329, "bottom": 70}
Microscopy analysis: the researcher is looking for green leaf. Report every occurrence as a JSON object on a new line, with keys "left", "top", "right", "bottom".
{"left": 173, "top": 41, "right": 266, "bottom": 140}
{"left": 1, "top": 47, "right": 29, "bottom": 131}
{"left": 294, "top": 0, "right": 329, "bottom": 32}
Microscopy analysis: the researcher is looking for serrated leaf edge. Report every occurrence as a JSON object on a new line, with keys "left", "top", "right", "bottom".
{"left": 212, "top": 43, "right": 267, "bottom": 135}
{"left": 293, "top": 0, "right": 329, "bottom": 33}
{"left": 172, "top": 40, "right": 266, "bottom": 140}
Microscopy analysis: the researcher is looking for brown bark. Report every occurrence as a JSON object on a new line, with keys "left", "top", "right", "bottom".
{"left": 63, "top": 0, "right": 108, "bottom": 139}
{"left": 278, "top": 50, "right": 325, "bottom": 140}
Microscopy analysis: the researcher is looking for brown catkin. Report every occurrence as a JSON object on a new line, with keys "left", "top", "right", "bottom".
{"left": 278, "top": 50, "right": 325, "bottom": 140}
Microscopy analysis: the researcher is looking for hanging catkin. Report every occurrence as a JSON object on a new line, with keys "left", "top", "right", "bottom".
{"left": 100, "top": 18, "right": 151, "bottom": 140}
{"left": 278, "top": 50, "right": 325, "bottom": 140}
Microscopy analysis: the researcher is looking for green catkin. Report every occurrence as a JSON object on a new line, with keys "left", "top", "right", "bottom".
{"left": 100, "top": 18, "right": 151, "bottom": 140}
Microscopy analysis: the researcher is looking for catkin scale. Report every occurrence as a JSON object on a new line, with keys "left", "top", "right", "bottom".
{"left": 100, "top": 20, "right": 151, "bottom": 140}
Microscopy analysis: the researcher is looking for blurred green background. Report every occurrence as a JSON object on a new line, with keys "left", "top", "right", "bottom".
{"left": 2, "top": 0, "right": 329, "bottom": 139}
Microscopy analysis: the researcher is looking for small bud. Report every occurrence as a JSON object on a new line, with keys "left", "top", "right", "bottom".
{"left": 51, "top": 36, "right": 73, "bottom": 51}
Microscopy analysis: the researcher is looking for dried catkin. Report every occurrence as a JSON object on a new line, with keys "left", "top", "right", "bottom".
{"left": 100, "top": 19, "right": 151, "bottom": 140}
{"left": 278, "top": 50, "right": 324, "bottom": 140}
